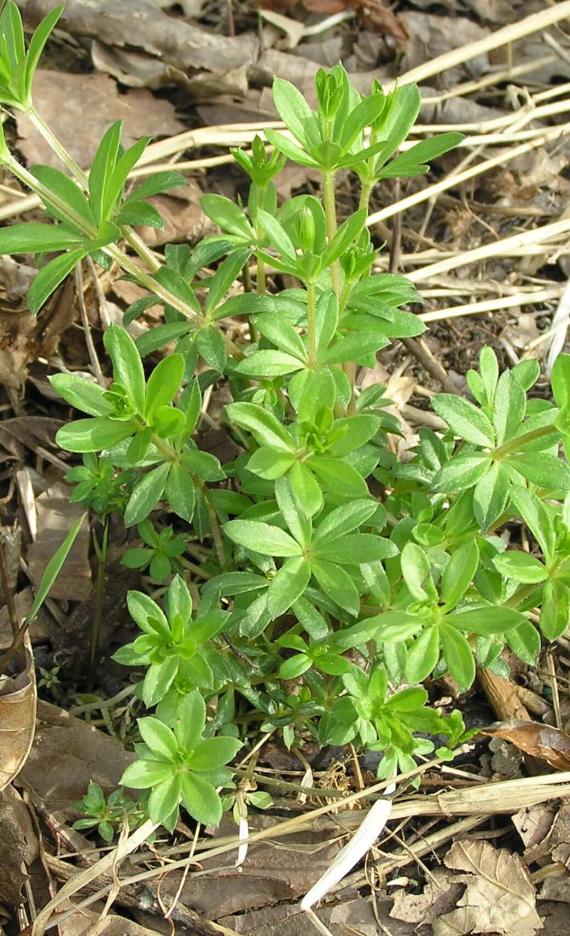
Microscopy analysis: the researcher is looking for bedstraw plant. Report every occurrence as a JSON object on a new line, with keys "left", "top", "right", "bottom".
{"left": 1, "top": 1, "right": 570, "bottom": 832}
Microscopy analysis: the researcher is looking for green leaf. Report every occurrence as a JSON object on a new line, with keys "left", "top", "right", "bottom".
{"left": 142, "top": 657, "right": 179, "bottom": 706}
{"left": 473, "top": 461, "right": 509, "bottom": 530}
{"left": 441, "top": 540, "right": 479, "bottom": 609}
{"left": 264, "top": 129, "right": 319, "bottom": 168}
{"left": 314, "top": 534, "right": 397, "bottom": 565}
{"left": 312, "top": 559, "right": 360, "bottom": 616}
{"left": 27, "top": 512, "right": 86, "bottom": 621}
{"left": 400, "top": 542, "right": 434, "bottom": 601}
{"left": 405, "top": 627, "right": 440, "bottom": 683}
{"left": 88, "top": 121, "right": 122, "bottom": 224}
{"left": 289, "top": 461, "right": 323, "bottom": 516}
{"left": 246, "top": 446, "right": 295, "bottom": 480}
{"left": 191, "top": 736, "right": 242, "bottom": 771}
{"left": 223, "top": 520, "right": 302, "bottom": 557}
{"left": 541, "top": 580, "right": 570, "bottom": 640}
{"left": 509, "top": 453, "right": 570, "bottom": 491}
{"left": 196, "top": 325, "right": 227, "bottom": 372}
{"left": 268, "top": 557, "right": 311, "bottom": 617}
{"left": 56, "top": 416, "right": 136, "bottom": 453}
{"left": 439, "top": 623, "right": 475, "bottom": 689}
{"left": 32, "top": 165, "right": 95, "bottom": 227}
{"left": 378, "top": 132, "right": 463, "bottom": 179}
{"left": 552, "top": 353, "right": 570, "bottom": 409}
{"left": 174, "top": 690, "right": 206, "bottom": 750}
{"left": 432, "top": 394, "right": 495, "bottom": 446}
{"left": 165, "top": 464, "right": 195, "bottom": 523}
{"left": 510, "top": 487, "right": 556, "bottom": 566}
{"left": 493, "top": 370, "right": 525, "bottom": 444}
{"left": 274, "top": 476, "right": 310, "bottom": 547}
{"left": 446, "top": 606, "right": 525, "bottom": 636}
{"left": 148, "top": 774, "right": 182, "bottom": 827}
{"left": 507, "top": 620, "right": 540, "bottom": 665}
{"left": 236, "top": 350, "right": 304, "bottom": 377}
{"left": 313, "top": 499, "right": 376, "bottom": 544}
{"left": 493, "top": 550, "right": 548, "bottom": 584}
{"left": 29, "top": 248, "right": 86, "bottom": 314}
{"left": 272, "top": 77, "right": 315, "bottom": 148}
{"left": 254, "top": 314, "right": 307, "bottom": 361}
{"left": 181, "top": 773, "right": 222, "bottom": 826}
{"left": 432, "top": 454, "right": 490, "bottom": 492}
{"left": 278, "top": 653, "right": 312, "bottom": 679}
{"left": 145, "top": 353, "right": 184, "bottom": 421}
{"left": 138, "top": 716, "right": 178, "bottom": 761}
{"left": 49, "top": 373, "right": 114, "bottom": 417}
{"left": 124, "top": 462, "right": 171, "bottom": 527}
{"left": 225, "top": 402, "right": 293, "bottom": 451}
{"left": 23, "top": 5, "right": 64, "bottom": 105}
{"left": 309, "top": 456, "right": 368, "bottom": 498}
{"left": 103, "top": 324, "right": 146, "bottom": 414}
{"left": 120, "top": 759, "right": 173, "bottom": 789}
{"left": 201, "top": 194, "right": 253, "bottom": 239}
{"left": 322, "top": 209, "right": 366, "bottom": 267}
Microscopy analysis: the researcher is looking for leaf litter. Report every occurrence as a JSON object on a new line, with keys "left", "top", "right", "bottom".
{"left": 2, "top": 0, "right": 570, "bottom": 933}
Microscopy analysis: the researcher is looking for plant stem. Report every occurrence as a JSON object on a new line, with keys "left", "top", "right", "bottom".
{"left": 359, "top": 180, "right": 372, "bottom": 214}
{"left": 88, "top": 519, "right": 109, "bottom": 691}
{"left": 307, "top": 280, "right": 317, "bottom": 368}
{"left": 323, "top": 172, "right": 340, "bottom": 297}
{"left": 493, "top": 424, "right": 557, "bottom": 459}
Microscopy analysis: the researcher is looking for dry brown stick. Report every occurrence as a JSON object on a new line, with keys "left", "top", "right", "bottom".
{"left": 478, "top": 668, "right": 531, "bottom": 722}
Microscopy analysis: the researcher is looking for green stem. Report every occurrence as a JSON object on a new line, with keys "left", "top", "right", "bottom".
{"left": 307, "top": 280, "right": 317, "bottom": 368}
{"left": 254, "top": 185, "right": 267, "bottom": 296}
{"left": 323, "top": 171, "right": 340, "bottom": 297}
{"left": 359, "top": 179, "right": 372, "bottom": 214}
{"left": 88, "top": 519, "right": 109, "bottom": 690}
{"left": 493, "top": 424, "right": 556, "bottom": 459}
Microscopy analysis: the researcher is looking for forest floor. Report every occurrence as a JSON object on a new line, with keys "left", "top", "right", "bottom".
{"left": 3, "top": 0, "right": 570, "bottom": 933}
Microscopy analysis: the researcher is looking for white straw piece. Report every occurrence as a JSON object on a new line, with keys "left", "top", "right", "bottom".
{"left": 301, "top": 782, "right": 396, "bottom": 911}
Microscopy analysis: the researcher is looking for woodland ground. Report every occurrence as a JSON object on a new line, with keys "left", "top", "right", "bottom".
{"left": 3, "top": 0, "right": 570, "bottom": 934}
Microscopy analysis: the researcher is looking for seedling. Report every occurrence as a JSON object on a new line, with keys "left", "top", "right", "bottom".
{"left": 1, "top": 1, "right": 569, "bottom": 833}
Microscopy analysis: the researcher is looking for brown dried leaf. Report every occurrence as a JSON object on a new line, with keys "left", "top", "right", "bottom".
{"left": 22, "top": 0, "right": 257, "bottom": 77}
{"left": 482, "top": 720, "right": 570, "bottom": 771}
{"left": 135, "top": 181, "right": 204, "bottom": 247}
{"left": 400, "top": 11, "right": 490, "bottom": 83}
{"left": 27, "top": 485, "right": 91, "bottom": 603}
{"left": 434, "top": 840, "right": 542, "bottom": 936}
{"left": 390, "top": 867, "right": 463, "bottom": 925}
{"left": 0, "top": 785, "right": 38, "bottom": 906}
{"left": 16, "top": 71, "right": 184, "bottom": 170}
{"left": 0, "top": 635, "right": 37, "bottom": 791}
{"left": 18, "top": 701, "right": 134, "bottom": 815}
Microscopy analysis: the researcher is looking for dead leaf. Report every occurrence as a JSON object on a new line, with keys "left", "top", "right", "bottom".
{"left": 135, "top": 181, "right": 204, "bottom": 247}
{"left": 16, "top": 71, "right": 184, "bottom": 170}
{"left": 22, "top": 0, "right": 257, "bottom": 79}
{"left": 344, "top": 0, "right": 408, "bottom": 45}
{"left": 390, "top": 867, "right": 463, "bottom": 925}
{"left": 0, "top": 634, "right": 37, "bottom": 792}
{"left": 56, "top": 910, "right": 166, "bottom": 936}
{"left": 513, "top": 804, "right": 556, "bottom": 850}
{"left": 259, "top": 9, "right": 305, "bottom": 49}
{"left": 525, "top": 802, "right": 570, "bottom": 869}
{"left": 27, "top": 484, "right": 91, "bottom": 603}
{"left": 482, "top": 720, "right": 570, "bottom": 772}
{"left": 0, "top": 785, "right": 38, "bottom": 906}
{"left": 17, "top": 701, "right": 134, "bottom": 815}
{"left": 400, "top": 11, "right": 490, "bottom": 83}
{"left": 434, "top": 840, "right": 542, "bottom": 936}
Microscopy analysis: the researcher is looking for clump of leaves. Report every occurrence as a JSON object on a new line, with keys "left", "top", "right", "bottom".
{"left": 73, "top": 782, "right": 147, "bottom": 843}
{"left": 1, "top": 0, "right": 569, "bottom": 834}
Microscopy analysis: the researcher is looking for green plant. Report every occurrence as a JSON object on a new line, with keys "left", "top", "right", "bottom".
{"left": 1, "top": 0, "right": 569, "bottom": 834}
{"left": 73, "top": 781, "right": 147, "bottom": 843}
